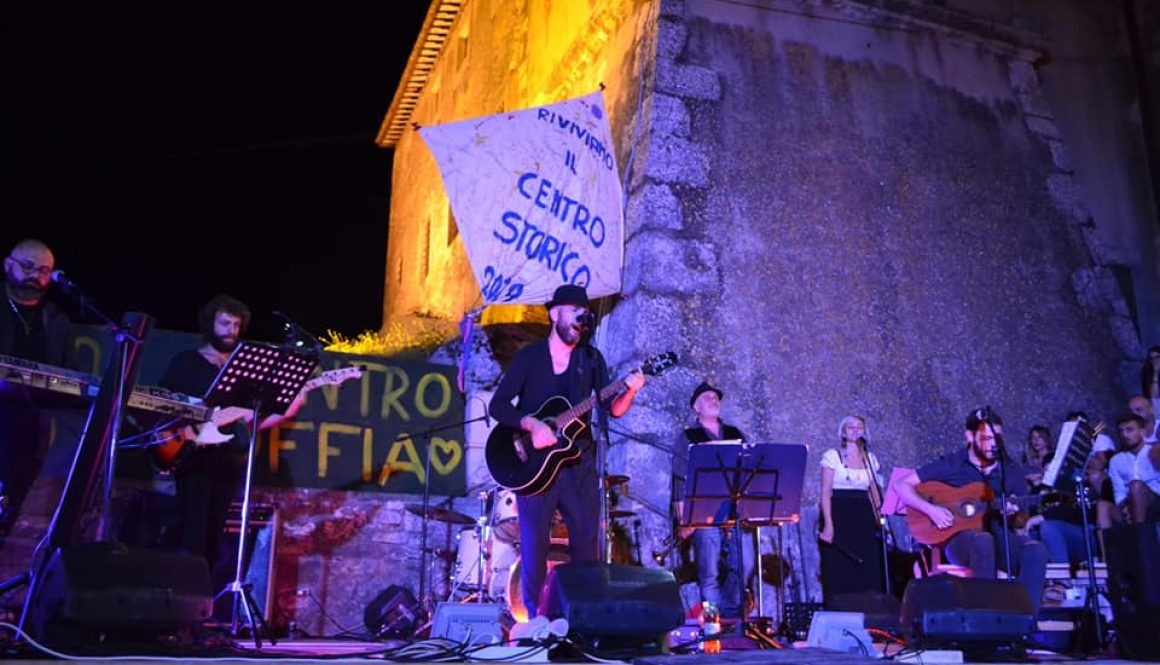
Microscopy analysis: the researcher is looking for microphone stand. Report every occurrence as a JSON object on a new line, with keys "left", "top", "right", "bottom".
{"left": 398, "top": 413, "right": 490, "bottom": 617}
{"left": 593, "top": 391, "right": 611, "bottom": 564}
{"left": 994, "top": 430, "right": 1015, "bottom": 581}
{"left": 856, "top": 440, "right": 892, "bottom": 597}
{"left": 1072, "top": 471, "right": 1105, "bottom": 652}
{"left": 57, "top": 282, "right": 143, "bottom": 543}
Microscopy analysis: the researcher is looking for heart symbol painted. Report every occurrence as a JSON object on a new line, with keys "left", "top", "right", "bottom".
{"left": 430, "top": 437, "right": 462, "bottom": 475}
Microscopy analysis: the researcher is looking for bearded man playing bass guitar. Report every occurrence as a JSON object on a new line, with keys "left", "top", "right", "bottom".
{"left": 159, "top": 295, "right": 307, "bottom": 578}
{"left": 488, "top": 285, "right": 644, "bottom": 619}
{"left": 893, "top": 407, "right": 1048, "bottom": 615}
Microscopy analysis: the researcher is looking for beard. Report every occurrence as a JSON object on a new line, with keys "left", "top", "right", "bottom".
{"left": 206, "top": 332, "right": 238, "bottom": 353}
{"left": 554, "top": 318, "right": 583, "bottom": 345}
{"left": 8, "top": 278, "right": 45, "bottom": 304}
{"left": 972, "top": 440, "right": 997, "bottom": 464}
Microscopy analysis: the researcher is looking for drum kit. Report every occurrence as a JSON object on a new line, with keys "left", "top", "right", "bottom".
{"left": 404, "top": 474, "right": 638, "bottom": 615}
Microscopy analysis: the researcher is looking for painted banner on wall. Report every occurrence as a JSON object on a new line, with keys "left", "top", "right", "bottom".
{"left": 68, "top": 326, "right": 466, "bottom": 496}
{"left": 418, "top": 90, "right": 624, "bottom": 305}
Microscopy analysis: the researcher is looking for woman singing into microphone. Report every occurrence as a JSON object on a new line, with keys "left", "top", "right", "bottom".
{"left": 818, "top": 415, "right": 886, "bottom": 606}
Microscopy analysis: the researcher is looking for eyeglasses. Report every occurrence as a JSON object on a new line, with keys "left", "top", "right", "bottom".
{"left": 7, "top": 256, "right": 52, "bottom": 277}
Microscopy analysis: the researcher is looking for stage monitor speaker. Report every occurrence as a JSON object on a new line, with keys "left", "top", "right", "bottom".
{"left": 541, "top": 562, "right": 683, "bottom": 639}
{"left": 28, "top": 542, "right": 212, "bottom": 642}
{"left": 364, "top": 585, "right": 421, "bottom": 639}
{"left": 900, "top": 575, "right": 1034, "bottom": 647}
{"left": 831, "top": 591, "right": 902, "bottom": 635}
{"left": 1103, "top": 522, "right": 1160, "bottom": 660}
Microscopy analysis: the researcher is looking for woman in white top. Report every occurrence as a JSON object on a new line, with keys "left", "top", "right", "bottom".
{"left": 818, "top": 415, "right": 886, "bottom": 606}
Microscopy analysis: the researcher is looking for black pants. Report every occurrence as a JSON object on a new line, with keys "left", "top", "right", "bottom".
{"left": 515, "top": 452, "right": 599, "bottom": 618}
{"left": 173, "top": 445, "right": 243, "bottom": 576}
{"left": 943, "top": 527, "right": 1048, "bottom": 614}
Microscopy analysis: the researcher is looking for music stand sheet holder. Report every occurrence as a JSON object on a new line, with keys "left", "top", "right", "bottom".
{"left": 682, "top": 442, "right": 807, "bottom": 648}
{"left": 204, "top": 342, "right": 318, "bottom": 647}
{"left": 682, "top": 443, "right": 807, "bottom": 528}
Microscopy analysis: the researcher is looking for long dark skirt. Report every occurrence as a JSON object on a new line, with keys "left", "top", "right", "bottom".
{"left": 819, "top": 489, "right": 885, "bottom": 607}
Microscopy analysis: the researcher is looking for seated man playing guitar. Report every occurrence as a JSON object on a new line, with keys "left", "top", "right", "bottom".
{"left": 893, "top": 406, "right": 1048, "bottom": 615}
{"left": 488, "top": 285, "right": 644, "bottom": 620}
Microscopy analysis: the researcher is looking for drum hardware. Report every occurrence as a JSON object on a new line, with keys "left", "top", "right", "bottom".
{"left": 652, "top": 531, "right": 691, "bottom": 566}
{"left": 405, "top": 504, "right": 475, "bottom": 525}
{"left": 609, "top": 509, "right": 636, "bottom": 519}
{"left": 603, "top": 473, "right": 630, "bottom": 487}
{"left": 492, "top": 488, "right": 520, "bottom": 544}
{"left": 505, "top": 542, "right": 570, "bottom": 623}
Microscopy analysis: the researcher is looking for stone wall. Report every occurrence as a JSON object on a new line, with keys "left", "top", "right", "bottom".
{"left": 600, "top": 0, "right": 1131, "bottom": 611}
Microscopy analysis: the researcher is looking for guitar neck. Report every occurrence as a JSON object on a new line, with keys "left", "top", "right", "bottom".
{"left": 556, "top": 377, "right": 629, "bottom": 425}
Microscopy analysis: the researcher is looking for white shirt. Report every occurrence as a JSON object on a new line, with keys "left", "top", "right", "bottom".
{"left": 821, "top": 448, "right": 884, "bottom": 490}
{"left": 1109, "top": 442, "right": 1160, "bottom": 504}
{"left": 1091, "top": 432, "right": 1116, "bottom": 454}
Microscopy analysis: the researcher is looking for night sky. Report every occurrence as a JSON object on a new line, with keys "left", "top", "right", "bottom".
{"left": 2, "top": 4, "right": 431, "bottom": 343}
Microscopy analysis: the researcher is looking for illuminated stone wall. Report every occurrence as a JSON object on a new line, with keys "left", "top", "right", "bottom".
{"left": 383, "top": 0, "right": 658, "bottom": 324}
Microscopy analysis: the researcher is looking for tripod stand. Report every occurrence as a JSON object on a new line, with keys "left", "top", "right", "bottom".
{"left": 684, "top": 443, "right": 806, "bottom": 649}
{"left": 204, "top": 342, "right": 318, "bottom": 648}
{"left": 403, "top": 413, "right": 490, "bottom": 618}
{"left": 1069, "top": 472, "right": 1106, "bottom": 653}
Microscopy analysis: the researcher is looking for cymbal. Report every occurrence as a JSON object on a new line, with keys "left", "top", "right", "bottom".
{"left": 603, "top": 474, "right": 630, "bottom": 486}
{"left": 609, "top": 509, "right": 636, "bottom": 519}
{"left": 405, "top": 504, "right": 475, "bottom": 525}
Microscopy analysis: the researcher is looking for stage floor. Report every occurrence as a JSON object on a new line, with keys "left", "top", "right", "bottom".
{"left": 0, "top": 637, "right": 1151, "bottom": 664}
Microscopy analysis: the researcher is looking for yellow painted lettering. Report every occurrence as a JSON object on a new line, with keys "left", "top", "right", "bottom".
{"left": 318, "top": 422, "right": 361, "bottom": 478}
{"left": 357, "top": 362, "right": 391, "bottom": 418}
{"left": 381, "top": 435, "right": 424, "bottom": 485}
{"left": 73, "top": 335, "right": 102, "bottom": 376}
{"left": 268, "top": 421, "right": 314, "bottom": 472}
{"left": 380, "top": 366, "right": 411, "bottom": 421}
{"left": 362, "top": 427, "right": 374, "bottom": 482}
{"left": 414, "top": 372, "right": 452, "bottom": 418}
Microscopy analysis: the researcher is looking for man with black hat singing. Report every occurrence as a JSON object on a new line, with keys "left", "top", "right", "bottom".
{"left": 674, "top": 381, "right": 755, "bottom": 618}
{"left": 489, "top": 284, "right": 644, "bottom": 619}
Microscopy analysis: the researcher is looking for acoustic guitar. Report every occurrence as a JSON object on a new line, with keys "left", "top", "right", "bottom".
{"left": 906, "top": 480, "right": 1062, "bottom": 546}
{"left": 150, "top": 366, "right": 363, "bottom": 471}
{"left": 484, "top": 351, "right": 677, "bottom": 496}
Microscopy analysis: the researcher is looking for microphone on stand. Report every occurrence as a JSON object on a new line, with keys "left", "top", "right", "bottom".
{"left": 272, "top": 310, "right": 323, "bottom": 355}
{"left": 50, "top": 269, "right": 79, "bottom": 290}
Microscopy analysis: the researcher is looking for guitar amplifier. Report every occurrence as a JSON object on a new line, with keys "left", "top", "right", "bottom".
{"left": 215, "top": 502, "right": 279, "bottom": 621}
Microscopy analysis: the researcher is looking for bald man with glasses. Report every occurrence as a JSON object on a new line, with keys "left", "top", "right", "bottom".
{"left": 0, "top": 238, "right": 77, "bottom": 530}
{"left": 2, "top": 238, "right": 70, "bottom": 365}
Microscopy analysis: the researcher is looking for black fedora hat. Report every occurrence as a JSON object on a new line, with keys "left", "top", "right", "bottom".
{"left": 545, "top": 284, "right": 589, "bottom": 310}
{"left": 689, "top": 381, "right": 723, "bottom": 408}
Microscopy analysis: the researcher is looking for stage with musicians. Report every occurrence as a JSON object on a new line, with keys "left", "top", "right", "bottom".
{"left": 1, "top": 320, "right": 1158, "bottom": 665}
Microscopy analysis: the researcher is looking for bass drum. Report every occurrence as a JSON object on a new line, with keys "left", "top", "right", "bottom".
{"left": 492, "top": 489, "right": 520, "bottom": 544}
{"left": 505, "top": 542, "right": 570, "bottom": 623}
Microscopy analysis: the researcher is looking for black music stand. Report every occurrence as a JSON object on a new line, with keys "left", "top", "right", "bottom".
{"left": 204, "top": 342, "right": 317, "bottom": 648}
{"left": 683, "top": 443, "right": 807, "bottom": 648}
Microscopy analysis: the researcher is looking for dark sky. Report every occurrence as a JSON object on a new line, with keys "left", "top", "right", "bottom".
{"left": 2, "top": 4, "right": 431, "bottom": 343}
